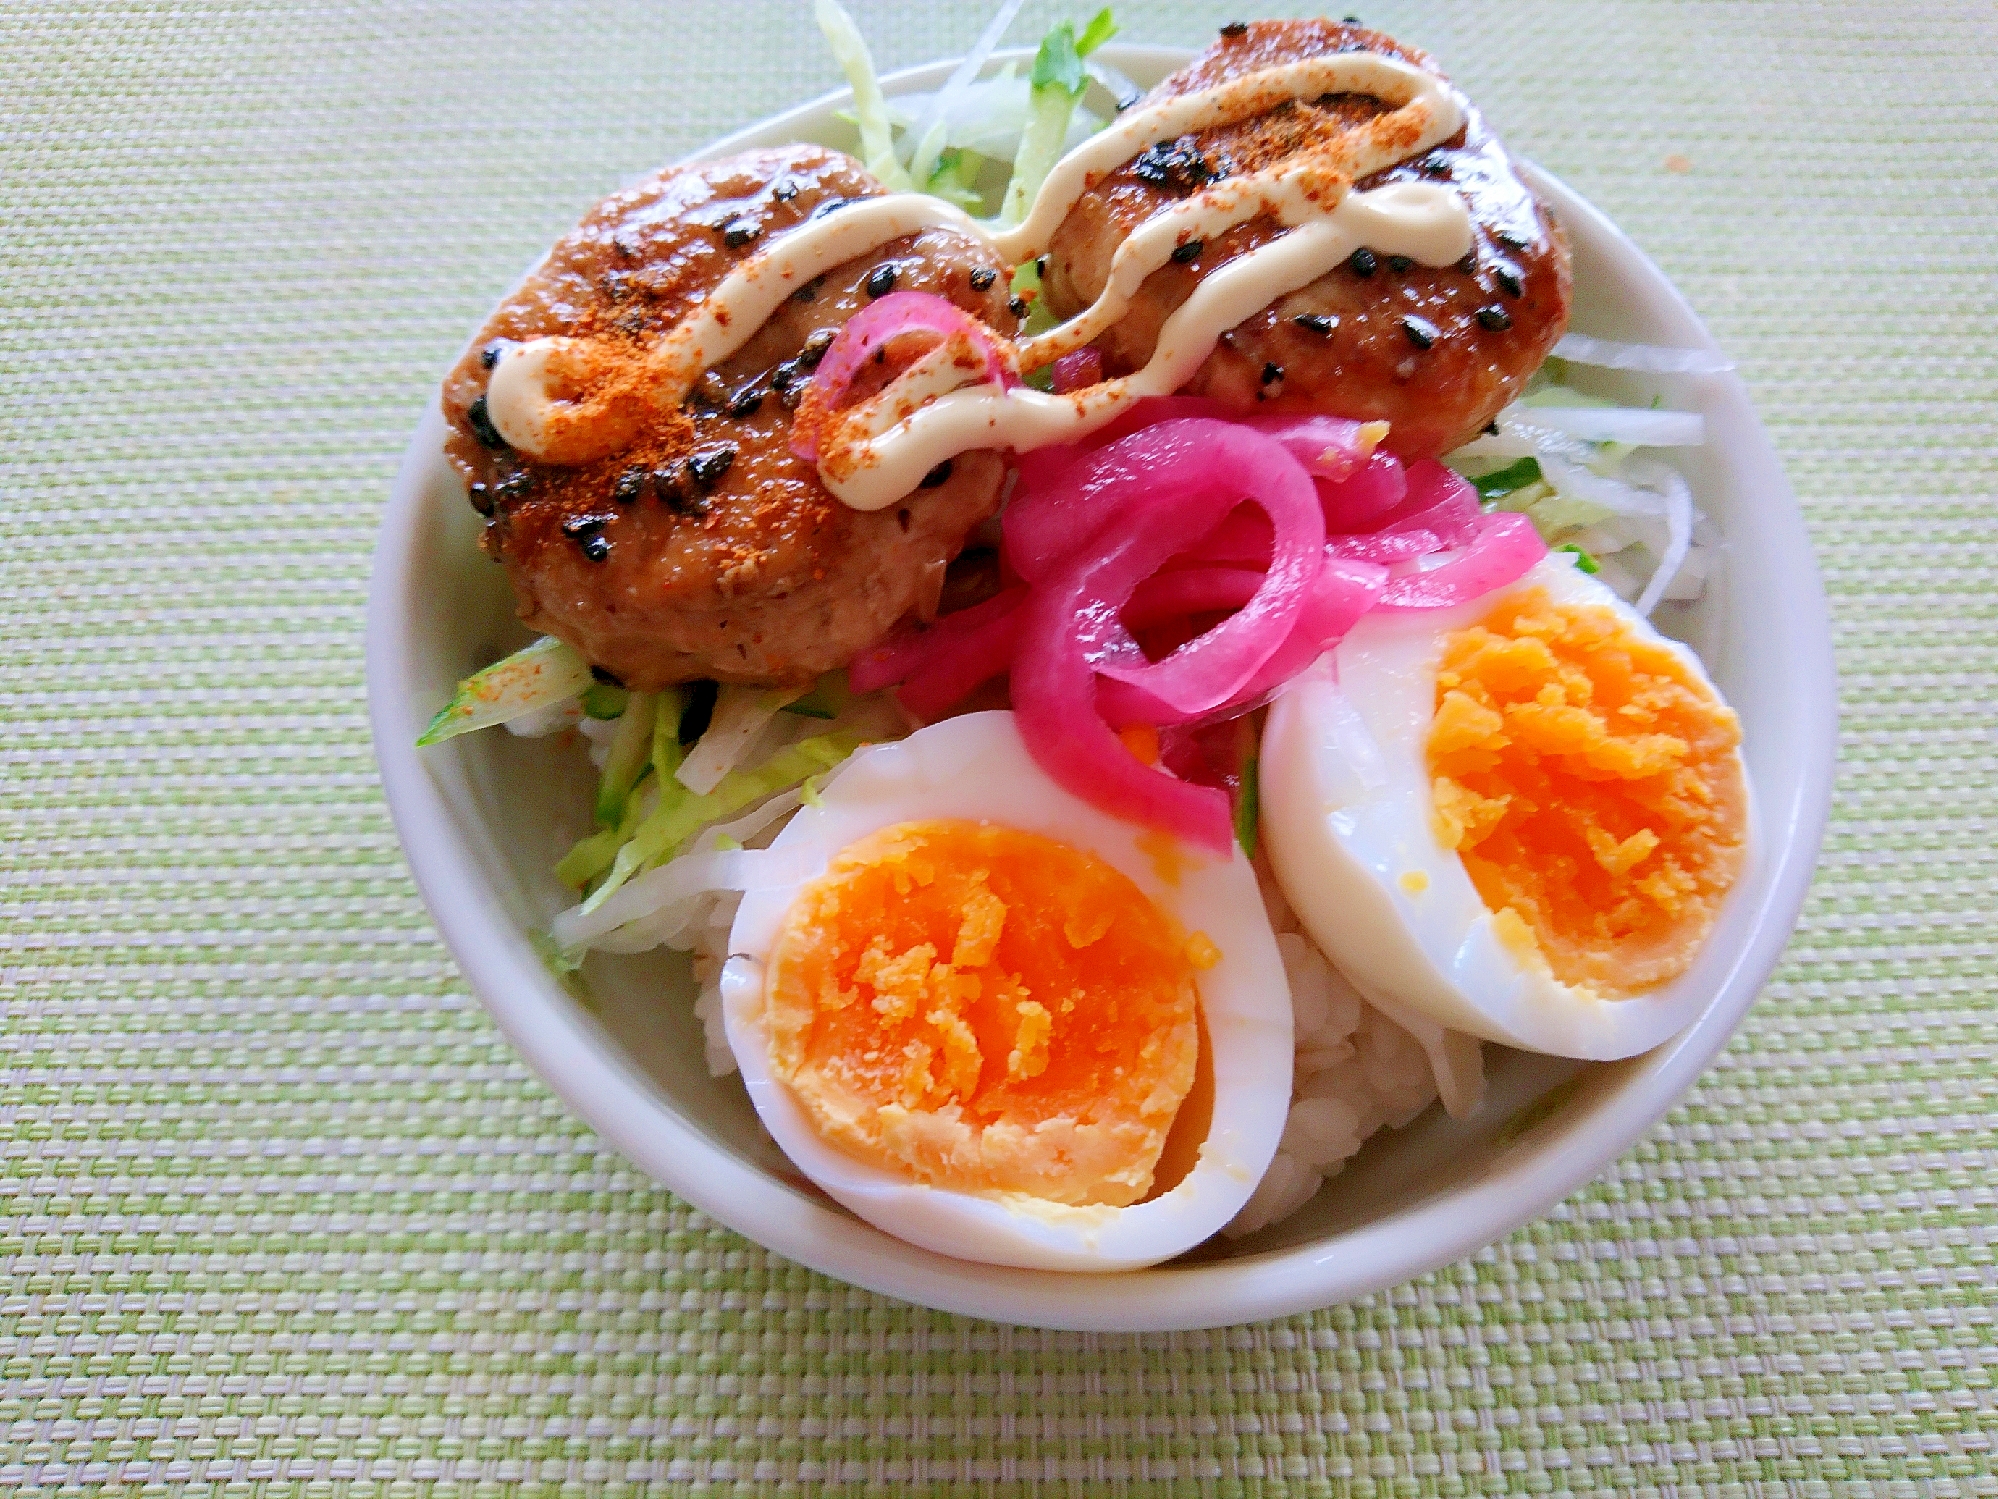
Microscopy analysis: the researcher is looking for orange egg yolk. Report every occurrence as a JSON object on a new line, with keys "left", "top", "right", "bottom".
{"left": 1427, "top": 586, "right": 1747, "bottom": 997}
{"left": 760, "top": 819, "right": 1202, "bottom": 1207}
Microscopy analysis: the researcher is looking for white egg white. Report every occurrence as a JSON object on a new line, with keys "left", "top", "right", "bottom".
{"left": 721, "top": 710, "right": 1294, "bottom": 1271}
{"left": 1261, "top": 553, "right": 1751, "bottom": 1061}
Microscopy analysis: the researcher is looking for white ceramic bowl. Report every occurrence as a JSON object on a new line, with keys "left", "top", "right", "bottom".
{"left": 366, "top": 47, "right": 1837, "bottom": 1332}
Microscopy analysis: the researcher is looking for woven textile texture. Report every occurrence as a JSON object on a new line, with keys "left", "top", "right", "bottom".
{"left": 3, "top": 0, "right": 1995, "bottom": 1492}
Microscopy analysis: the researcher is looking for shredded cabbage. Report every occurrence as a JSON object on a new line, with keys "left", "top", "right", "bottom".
{"left": 417, "top": 635, "right": 592, "bottom": 745}
{"left": 813, "top": 0, "right": 912, "bottom": 189}
{"left": 579, "top": 729, "right": 864, "bottom": 914}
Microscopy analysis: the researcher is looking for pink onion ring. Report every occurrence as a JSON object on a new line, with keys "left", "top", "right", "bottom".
{"left": 1010, "top": 421, "right": 1325, "bottom": 715}
{"left": 1050, "top": 347, "right": 1103, "bottom": 393}
{"left": 1375, "top": 512, "right": 1546, "bottom": 611}
{"left": 1013, "top": 578, "right": 1236, "bottom": 851}
{"left": 894, "top": 588, "right": 1027, "bottom": 721}
{"left": 790, "top": 292, "right": 1013, "bottom": 463}
{"left": 1361, "top": 459, "right": 1482, "bottom": 544}
{"left": 850, "top": 583, "right": 1024, "bottom": 696}
{"left": 1097, "top": 554, "right": 1387, "bottom": 727}
{"left": 1318, "top": 450, "right": 1408, "bottom": 530}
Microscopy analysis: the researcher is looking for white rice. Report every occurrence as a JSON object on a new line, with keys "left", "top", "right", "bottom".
{"left": 1221, "top": 867, "right": 1469, "bottom": 1237}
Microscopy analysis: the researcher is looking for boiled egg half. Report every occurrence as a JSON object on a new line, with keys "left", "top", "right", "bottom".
{"left": 1262, "top": 553, "right": 1749, "bottom": 1060}
{"left": 722, "top": 711, "right": 1293, "bottom": 1271}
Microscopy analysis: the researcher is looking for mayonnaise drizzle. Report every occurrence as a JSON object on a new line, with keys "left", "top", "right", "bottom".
{"left": 485, "top": 51, "right": 1471, "bottom": 511}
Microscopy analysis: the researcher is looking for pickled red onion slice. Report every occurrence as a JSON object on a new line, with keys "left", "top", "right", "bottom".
{"left": 1011, "top": 398, "right": 1380, "bottom": 503}
{"left": 1013, "top": 577, "right": 1237, "bottom": 851}
{"left": 1050, "top": 347, "right": 1103, "bottom": 393}
{"left": 1009, "top": 420, "right": 1325, "bottom": 717}
{"left": 790, "top": 292, "right": 1013, "bottom": 463}
{"left": 851, "top": 409, "right": 1542, "bottom": 849}
{"left": 1318, "top": 450, "right": 1409, "bottom": 530}
{"left": 849, "top": 583, "right": 1024, "bottom": 697}
{"left": 1375, "top": 512, "right": 1546, "bottom": 611}
{"left": 1097, "top": 554, "right": 1386, "bottom": 728}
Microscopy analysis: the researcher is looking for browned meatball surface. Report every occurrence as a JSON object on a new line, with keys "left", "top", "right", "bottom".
{"left": 441, "top": 145, "right": 1017, "bottom": 689}
{"left": 1042, "top": 20, "right": 1570, "bottom": 459}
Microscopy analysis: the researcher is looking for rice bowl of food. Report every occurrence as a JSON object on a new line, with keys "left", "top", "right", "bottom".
{"left": 366, "top": 6, "right": 1836, "bottom": 1330}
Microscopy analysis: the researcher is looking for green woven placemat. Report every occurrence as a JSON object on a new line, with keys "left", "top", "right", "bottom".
{"left": 3, "top": 1, "right": 1994, "bottom": 1492}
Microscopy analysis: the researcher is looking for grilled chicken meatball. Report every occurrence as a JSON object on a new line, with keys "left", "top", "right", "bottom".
{"left": 441, "top": 145, "right": 1016, "bottom": 689}
{"left": 1042, "top": 20, "right": 1570, "bottom": 459}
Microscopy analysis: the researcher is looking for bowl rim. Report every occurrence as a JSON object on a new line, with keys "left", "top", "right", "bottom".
{"left": 365, "top": 45, "right": 1839, "bottom": 1332}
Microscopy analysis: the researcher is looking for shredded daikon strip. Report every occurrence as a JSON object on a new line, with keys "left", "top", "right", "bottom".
{"left": 1552, "top": 332, "right": 1734, "bottom": 374}
{"left": 677, "top": 685, "right": 803, "bottom": 795}
{"left": 1500, "top": 404, "right": 1706, "bottom": 448}
{"left": 551, "top": 844, "right": 818, "bottom": 952}
{"left": 905, "top": 0, "right": 1026, "bottom": 188}
{"left": 1535, "top": 448, "right": 1693, "bottom": 617}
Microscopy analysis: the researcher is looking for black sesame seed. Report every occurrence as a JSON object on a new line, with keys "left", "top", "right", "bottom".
{"left": 1494, "top": 227, "right": 1533, "bottom": 252}
{"left": 1457, "top": 253, "right": 1478, "bottom": 274}
{"left": 865, "top": 263, "right": 898, "bottom": 298}
{"left": 970, "top": 267, "right": 998, "bottom": 292}
{"left": 467, "top": 482, "right": 493, "bottom": 516}
{"left": 775, "top": 365, "right": 810, "bottom": 410}
{"left": 1294, "top": 312, "right": 1335, "bottom": 335}
{"left": 1171, "top": 240, "right": 1204, "bottom": 264}
{"left": 1131, "top": 142, "right": 1219, "bottom": 193}
{"left": 611, "top": 467, "right": 647, "bottom": 504}
{"left": 1477, "top": 306, "right": 1514, "bottom": 332}
{"left": 1420, "top": 157, "right": 1452, "bottom": 180}
{"left": 1401, "top": 315, "right": 1439, "bottom": 349}
{"left": 919, "top": 460, "right": 954, "bottom": 489}
{"left": 466, "top": 395, "right": 505, "bottom": 448}
{"left": 561, "top": 512, "right": 615, "bottom": 537}
{"left": 799, "top": 328, "right": 837, "bottom": 366}
{"left": 590, "top": 665, "right": 625, "bottom": 687}
{"left": 1220, "top": 20, "right": 1248, "bottom": 38}
{"left": 579, "top": 532, "right": 612, "bottom": 562}
{"left": 772, "top": 177, "right": 800, "bottom": 202}
{"left": 874, "top": 347, "right": 887, "bottom": 365}
{"left": 809, "top": 197, "right": 851, "bottom": 221}
{"left": 1347, "top": 247, "right": 1378, "bottom": 278}
{"left": 1035, "top": 256, "right": 1048, "bottom": 278}
{"left": 1343, "top": 13, "right": 1362, "bottom": 23}
{"left": 1484, "top": 421, "right": 1501, "bottom": 436}
{"left": 1493, "top": 262, "right": 1525, "bottom": 298}
{"left": 1386, "top": 254, "right": 1413, "bottom": 274}
{"left": 792, "top": 278, "right": 820, "bottom": 304}
{"left": 1261, "top": 361, "right": 1284, "bottom": 385}
{"left": 654, "top": 463, "right": 694, "bottom": 513}
{"left": 727, "top": 381, "right": 766, "bottom": 418}
{"left": 480, "top": 342, "right": 504, "bottom": 370}
{"left": 1008, "top": 296, "right": 1029, "bottom": 318}
{"left": 688, "top": 445, "right": 737, "bottom": 488}
{"left": 494, "top": 471, "right": 532, "bottom": 502}
{"left": 723, "top": 218, "right": 760, "bottom": 249}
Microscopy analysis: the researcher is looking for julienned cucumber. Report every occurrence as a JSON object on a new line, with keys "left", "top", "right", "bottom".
{"left": 592, "top": 690, "right": 658, "bottom": 829}
{"left": 416, "top": 636, "right": 592, "bottom": 746}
